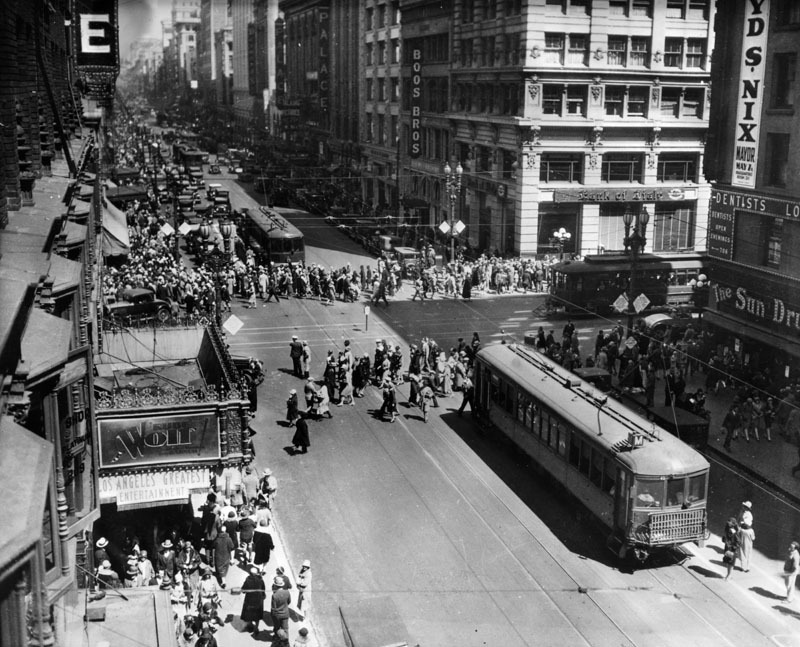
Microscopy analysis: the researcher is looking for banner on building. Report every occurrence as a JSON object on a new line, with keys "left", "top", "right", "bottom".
{"left": 409, "top": 46, "right": 422, "bottom": 158}
{"left": 99, "top": 467, "right": 211, "bottom": 509}
{"left": 98, "top": 412, "right": 220, "bottom": 468}
{"left": 731, "top": 0, "right": 770, "bottom": 188}
{"left": 73, "top": 0, "right": 119, "bottom": 70}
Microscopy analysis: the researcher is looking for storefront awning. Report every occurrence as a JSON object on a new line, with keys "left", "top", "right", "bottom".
{"left": 402, "top": 196, "right": 429, "bottom": 209}
{"left": 0, "top": 415, "right": 54, "bottom": 560}
{"left": 102, "top": 199, "right": 131, "bottom": 257}
{"left": 49, "top": 254, "right": 83, "bottom": 294}
{"left": 62, "top": 220, "right": 87, "bottom": 245}
{"left": 21, "top": 309, "right": 72, "bottom": 381}
{"left": 703, "top": 309, "right": 800, "bottom": 359}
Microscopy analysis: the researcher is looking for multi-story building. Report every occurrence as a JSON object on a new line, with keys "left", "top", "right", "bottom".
{"left": 400, "top": 0, "right": 714, "bottom": 257}
{"left": 705, "top": 0, "right": 800, "bottom": 380}
{"left": 0, "top": 0, "right": 117, "bottom": 642}
{"left": 362, "top": 0, "right": 403, "bottom": 211}
{"left": 250, "top": 0, "right": 280, "bottom": 136}
{"left": 198, "top": 0, "right": 230, "bottom": 105}
{"left": 173, "top": 0, "right": 202, "bottom": 89}
{"left": 215, "top": 26, "right": 235, "bottom": 109}
{"left": 231, "top": 0, "right": 256, "bottom": 129}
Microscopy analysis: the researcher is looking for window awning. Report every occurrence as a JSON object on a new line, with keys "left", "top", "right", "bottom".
{"left": 49, "top": 254, "right": 82, "bottom": 294}
{"left": 0, "top": 416, "right": 53, "bottom": 561}
{"left": 102, "top": 198, "right": 131, "bottom": 257}
{"left": 21, "top": 309, "right": 72, "bottom": 381}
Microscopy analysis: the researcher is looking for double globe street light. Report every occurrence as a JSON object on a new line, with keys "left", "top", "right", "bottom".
{"left": 442, "top": 161, "right": 464, "bottom": 263}
{"left": 622, "top": 207, "right": 650, "bottom": 336}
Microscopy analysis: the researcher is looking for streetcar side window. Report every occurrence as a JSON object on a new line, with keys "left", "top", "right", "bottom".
{"left": 569, "top": 434, "right": 580, "bottom": 467}
{"left": 602, "top": 460, "right": 616, "bottom": 494}
{"left": 590, "top": 450, "right": 603, "bottom": 487}
{"left": 505, "top": 383, "right": 515, "bottom": 413}
{"left": 687, "top": 472, "right": 706, "bottom": 503}
{"left": 517, "top": 394, "right": 527, "bottom": 424}
{"left": 579, "top": 441, "right": 591, "bottom": 475}
{"left": 549, "top": 420, "right": 559, "bottom": 452}
{"left": 558, "top": 425, "right": 568, "bottom": 456}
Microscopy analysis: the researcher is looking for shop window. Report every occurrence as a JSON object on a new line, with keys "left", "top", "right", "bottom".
{"left": 657, "top": 154, "right": 697, "bottom": 182}
{"left": 766, "top": 132, "right": 790, "bottom": 188}
{"left": 764, "top": 217, "right": 783, "bottom": 268}
{"left": 540, "top": 153, "right": 583, "bottom": 183}
{"left": 602, "top": 153, "right": 643, "bottom": 182}
{"left": 651, "top": 204, "right": 694, "bottom": 251}
{"left": 773, "top": 53, "right": 797, "bottom": 109}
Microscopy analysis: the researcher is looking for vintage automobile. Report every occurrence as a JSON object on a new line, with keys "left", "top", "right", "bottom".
{"left": 104, "top": 288, "right": 172, "bottom": 323}
{"left": 208, "top": 164, "right": 221, "bottom": 175}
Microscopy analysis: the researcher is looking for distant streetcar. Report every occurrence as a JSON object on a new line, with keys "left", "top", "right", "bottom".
{"left": 549, "top": 252, "right": 708, "bottom": 315}
{"left": 238, "top": 206, "right": 305, "bottom": 265}
{"left": 475, "top": 343, "right": 710, "bottom": 562}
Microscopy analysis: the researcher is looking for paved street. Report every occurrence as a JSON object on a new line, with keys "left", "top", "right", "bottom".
{"left": 202, "top": 189, "right": 800, "bottom": 646}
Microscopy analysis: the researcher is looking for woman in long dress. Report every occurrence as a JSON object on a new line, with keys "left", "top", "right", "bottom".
{"left": 737, "top": 520, "right": 755, "bottom": 572}
{"left": 286, "top": 390, "right": 300, "bottom": 426}
{"left": 314, "top": 385, "right": 333, "bottom": 419}
{"left": 240, "top": 567, "right": 266, "bottom": 634}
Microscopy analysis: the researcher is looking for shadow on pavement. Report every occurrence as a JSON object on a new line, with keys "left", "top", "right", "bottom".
{"left": 688, "top": 564, "right": 724, "bottom": 579}
{"left": 750, "top": 585, "right": 785, "bottom": 600}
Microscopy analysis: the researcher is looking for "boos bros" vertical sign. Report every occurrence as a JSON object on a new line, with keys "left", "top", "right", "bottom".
{"left": 731, "top": 0, "right": 770, "bottom": 188}
{"left": 409, "top": 46, "right": 422, "bottom": 158}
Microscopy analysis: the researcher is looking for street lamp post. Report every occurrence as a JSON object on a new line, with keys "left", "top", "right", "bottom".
{"left": 622, "top": 207, "right": 650, "bottom": 336}
{"left": 200, "top": 219, "right": 225, "bottom": 326}
{"left": 552, "top": 227, "right": 572, "bottom": 259}
{"left": 220, "top": 218, "right": 233, "bottom": 262}
{"left": 443, "top": 161, "right": 463, "bottom": 264}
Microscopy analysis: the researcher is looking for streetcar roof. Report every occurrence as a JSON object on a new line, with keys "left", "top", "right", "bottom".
{"left": 247, "top": 206, "right": 303, "bottom": 239}
{"left": 477, "top": 344, "right": 709, "bottom": 476}
{"left": 552, "top": 254, "right": 705, "bottom": 275}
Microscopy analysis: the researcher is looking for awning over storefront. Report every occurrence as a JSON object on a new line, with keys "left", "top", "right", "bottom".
{"left": 69, "top": 200, "right": 91, "bottom": 216}
{"left": 21, "top": 309, "right": 72, "bottom": 381}
{"left": 704, "top": 309, "right": 800, "bottom": 359}
{"left": 62, "top": 220, "right": 87, "bottom": 245}
{"left": 102, "top": 199, "right": 130, "bottom": 257}
{"left": 402, "top": 196, "right": 429, "bottom": 209}
{"left": 106, "top": 185, "right": 149, "bottom": 204}
{"left": 0, "top": 415, "right": 54, "bottom": 561}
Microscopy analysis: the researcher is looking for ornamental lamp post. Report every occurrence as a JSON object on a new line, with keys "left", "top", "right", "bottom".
{"left": 622, "top": 207, "right": 650, "bottom": 336}
{"left": 220, "top": 218, "right": 233, "bottom": 260}
{"left": 552, "top": 227, "right": 572, "bottom": 259}
{"left": 443, "top": 161, "right": 463, "bottom": 264}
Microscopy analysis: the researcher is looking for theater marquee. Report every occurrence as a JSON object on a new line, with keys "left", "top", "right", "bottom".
{"left": 98, "top": 412, "right": 220, "bottom": 469}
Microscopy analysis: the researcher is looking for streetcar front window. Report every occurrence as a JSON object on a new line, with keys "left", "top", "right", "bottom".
{"left": 666, "top": 478, "right": 685, "bottom": 507}
{"left": 687, "top": 472, "right": 707, "bottom": 503}
{"left": 634, "top": 478, "right": 662, "bottom": 507}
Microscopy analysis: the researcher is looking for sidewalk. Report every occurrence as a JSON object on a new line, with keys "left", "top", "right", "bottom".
{"left": 681, "top": 370, "right": 800, "bottom": 506}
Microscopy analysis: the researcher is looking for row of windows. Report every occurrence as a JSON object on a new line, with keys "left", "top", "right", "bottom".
{"left": 461, "top": 0, "right": 523, "bottom": 22}
{"left": 366, "top": 39, "right": 401, "bottom": 66}
{"left": 540, "top": 153, "right": 698, "bottom": 184}
{"left": 364, "top": 2, "right": 400, "bottom": 31}
{"left": 542, "top": 84, "right": 704, "bottom": 119}
{"left": 364, "top": 112, "right": 399, "bottom": 146}
{"left": 366, "top": 76, "right": 401, "bottom": 103}
{"left": 453, "top": 83, "right": 520, "bottom": 116}
{"left": 545, "top": 0, "right": 709, "bottom": 19}
{"left": 403, "top": 34, "right": 450, "bottom": 64}
{"left": 542, "top": 34, "right": 706, "bottom": 69}
{"left": 489, "top": 373, "right": 617, "bottom": 495}
{"left": 460, "top": 33, "right": 522, "bottom": 67}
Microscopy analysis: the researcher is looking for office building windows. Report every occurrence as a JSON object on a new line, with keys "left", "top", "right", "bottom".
{"left": 766, "top": 132, "right": 790, "bottom": 188}
{"left": 772, "top": 53, "right": 797, "bottom": 109}
{"left": 602, "top": 153, "right": 643, "bottom": 182}
{"left": 540, "top": 153, "right": 583, "bottom": 182}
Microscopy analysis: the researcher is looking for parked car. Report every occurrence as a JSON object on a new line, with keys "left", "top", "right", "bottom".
{"left": 104, "top": 288, "right": 172, "bottom": 323}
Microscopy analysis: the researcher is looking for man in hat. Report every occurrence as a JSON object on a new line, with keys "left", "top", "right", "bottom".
{"left": 292, "top": 415, "right": 311, "bottom": 454}
{"left": 259, "top": 468, "right": 278, "bottom": 508}
{"left": 242, "top": 464, "right": 260, "bottom": 505}
{"left": 296, "top": 560, "right": 312, "bottom": 619}
{"left": 96, "top": 560, "right": 120, "bottom": 590}
{"left": 158, "top": 539, "right": 177, "bottom": 579}
{"left": 270, "top": 576, "right": 291, "bottom": 637}
{"left": 240, "top": 566, "right": 267, "bottom": 634}
{"left": 293, "top": 627, "right": 310, "bottom": 646}
{"left": 94, "top": 537, "right": 111, "bottom": 568}
{"left": 290, "top": 335, "right": 304, "bottom": 376}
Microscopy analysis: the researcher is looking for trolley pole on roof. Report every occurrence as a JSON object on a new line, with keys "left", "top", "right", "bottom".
{"left": 622, "top": 207, "right": 650, "bottom": 336}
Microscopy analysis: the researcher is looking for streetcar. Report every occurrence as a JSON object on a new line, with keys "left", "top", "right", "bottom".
{"left": 549, "top": 252, "right": 708, "bottom": 315}
{"left": 238, "top": 206, "right": 305, "bottom": 264}
{"left": 474, "top": 343, "right": 709, "bottom": 562}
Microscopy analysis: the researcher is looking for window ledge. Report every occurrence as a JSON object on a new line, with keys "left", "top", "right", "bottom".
{"left": 765, "top": 108, "right": 795, "bottom": 116}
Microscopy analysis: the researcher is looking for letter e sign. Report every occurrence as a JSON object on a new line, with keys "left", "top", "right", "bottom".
{"left": 80, "top": 14, "right": 111, "bottom": 54}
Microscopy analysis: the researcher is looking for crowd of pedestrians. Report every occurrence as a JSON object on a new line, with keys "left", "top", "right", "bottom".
{"left": 92, "top": 462, "right": 311, "bottom": 646}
